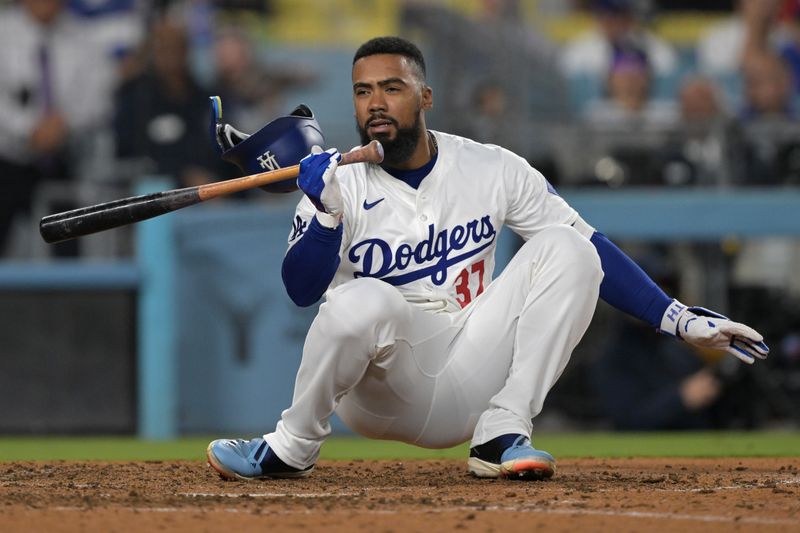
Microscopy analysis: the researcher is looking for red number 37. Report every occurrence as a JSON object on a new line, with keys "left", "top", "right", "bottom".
{"left": 454, "top": 259, "right": 485, "bottom": 308}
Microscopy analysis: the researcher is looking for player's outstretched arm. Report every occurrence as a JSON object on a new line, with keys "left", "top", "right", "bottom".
{"left": 589, "top": 231, "right": 769, "bottom": 364}
{"left": 659, "top": 301, "right": 769, "bottom": 364}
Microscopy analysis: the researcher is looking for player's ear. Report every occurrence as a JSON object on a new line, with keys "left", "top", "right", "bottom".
{"left": 422, "top": 85, "right": 433, "bottom": 110}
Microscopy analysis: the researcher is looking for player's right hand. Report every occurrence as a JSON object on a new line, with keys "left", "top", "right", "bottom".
{"left": 298, "top": 146, "right": 343, "bottom": 225}
{"left": 661, "top": 300, "right": 769, "bottom": 364}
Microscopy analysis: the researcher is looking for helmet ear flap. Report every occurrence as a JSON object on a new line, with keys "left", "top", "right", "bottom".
{"left": 208, "top": 96, "right": 326, "bottom": 193}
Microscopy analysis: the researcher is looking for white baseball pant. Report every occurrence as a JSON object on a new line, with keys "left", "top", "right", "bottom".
{"left": 265, "top": 224, "right": 603, "bottom": 469}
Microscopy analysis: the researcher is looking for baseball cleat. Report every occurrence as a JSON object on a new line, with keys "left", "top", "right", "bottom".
{"left": 468, "top": 434, "right": 555, "bottom": 480}
{"left": 206, "top": 437, "right": 314, "bottom": 481}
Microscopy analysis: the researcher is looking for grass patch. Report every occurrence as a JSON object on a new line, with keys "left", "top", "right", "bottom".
{"left": 0, "top": 431, "right": 797, "bottom": 462}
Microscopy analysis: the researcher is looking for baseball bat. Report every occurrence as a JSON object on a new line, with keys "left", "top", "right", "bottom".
{"left": 39, "top": 140, "right": 384, "bottom": 244}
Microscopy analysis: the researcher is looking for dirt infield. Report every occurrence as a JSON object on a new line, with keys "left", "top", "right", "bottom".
{"left": 1, "top": 457, "right": 799, "bottom": 532}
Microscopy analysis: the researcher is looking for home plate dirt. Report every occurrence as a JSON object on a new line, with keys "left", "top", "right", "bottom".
{"left": 1, "top": 458, "right": 798, "bottom": 532}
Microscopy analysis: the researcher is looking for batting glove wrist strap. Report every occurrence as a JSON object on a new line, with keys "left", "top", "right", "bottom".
{"left": 659, "top": 299, "right": 688, "bottom": 337}
{"left": 315, "top": 211, "right": 342, "bottom": 229}
{"left": 659, "top": 299, "right": 769, "bottom": 364}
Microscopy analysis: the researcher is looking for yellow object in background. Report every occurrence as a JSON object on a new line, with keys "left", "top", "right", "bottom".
{"left": 255, "top": 0, "right": 729, "bottom": 47}
{"left": 265, "top": 0, "right": 401, "bottom": 45}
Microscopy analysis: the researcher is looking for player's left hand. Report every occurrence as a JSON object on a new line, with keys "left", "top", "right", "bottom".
{"left": 660, "top": 300, "right": 769, "bottom": 364}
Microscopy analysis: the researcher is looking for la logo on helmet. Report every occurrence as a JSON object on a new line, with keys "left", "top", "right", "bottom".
{"left": 257, "top": 151, "right": 280, "bottom": 171}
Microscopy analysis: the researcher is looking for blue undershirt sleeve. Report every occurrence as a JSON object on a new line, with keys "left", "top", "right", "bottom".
{"left": 590, "top": 231, "right": 673, "bottom": 328}
{"left": 282, "top": 216, "right": 342, "bottom": 307}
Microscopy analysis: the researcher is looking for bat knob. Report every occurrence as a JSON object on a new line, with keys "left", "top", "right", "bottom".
{"left": 373, "top": 140, "right": 384, "bottom": 164}
{"left": 342, "top": 140, "right": 384, "bottom": 166}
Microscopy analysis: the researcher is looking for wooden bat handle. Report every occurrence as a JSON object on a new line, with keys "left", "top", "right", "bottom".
{"left": 39, "top": 141, "right": 384, "bottom": 244}
{"left": 198, "top": 140, "right": 384, "bottom": 200}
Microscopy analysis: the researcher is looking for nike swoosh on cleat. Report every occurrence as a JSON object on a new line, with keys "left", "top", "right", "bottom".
{"left": 363, "top": 198, "right": 385, "bottom": 210}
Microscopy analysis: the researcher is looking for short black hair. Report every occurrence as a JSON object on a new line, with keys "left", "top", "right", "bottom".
{"left": 353, "top": 36, "right": 426, "bottom": 79}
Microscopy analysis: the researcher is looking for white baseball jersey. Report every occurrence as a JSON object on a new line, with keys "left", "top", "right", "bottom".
{"left": 287, "top": 130, "right": 591, "bottom": 313}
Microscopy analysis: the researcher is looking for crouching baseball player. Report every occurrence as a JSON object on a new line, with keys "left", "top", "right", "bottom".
{"left": 207, "top": 36, "right": 768, "bottom": 481}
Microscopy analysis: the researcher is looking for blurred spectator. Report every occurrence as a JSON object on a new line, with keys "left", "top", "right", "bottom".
{"left": 0, "top": 0, "right": 115, "bottom": 254}
{"left": 776, "top": 1, "right": 800, "bottom": 93}
{"left": 737, "top": 51, "right": 800, "bottom": 185}
{"left": 561, "top": 42, "right": 678, "bottom": 188}
{"left": 742, "top": 0, "right": 800, "bottom": 92}
{"left": 584, "top": 42, "right": 678, "bottom": 127}
{"left": 66, "top": 0, "right": 145, "bottom": 64}
{"left": 113, "top": 17, "right": 224, "bottom": 188}
{"left": 696, "top": 0, "right": 777, "bottom": 78}
{"left": 454, "top": 82, "right": 527, "bottom": 154}
{"left": 560, "top": 0, "right": 679, "bottom": 112}
{"left": 401, "top": 0, "right": 569, "bottom": 160}
{"left": 654, "top": 76, "right": 737, "bottom": 186}
{"left": 210, "top": 26, "right": 317, "bottom": 135}
{"left": 697, "top": 0, "right": 800, "bottom": 104}
{"left": 590, "top": 317, "right": 724, "bottom": 430}
{"left": 741, "top": 51, "right": 796, "bottom": 118}
{"left": 589, "top": 251, "right": 724, "bottom": 430}
{"left": 679, "top": 76, "right": 727, "bottom": 122}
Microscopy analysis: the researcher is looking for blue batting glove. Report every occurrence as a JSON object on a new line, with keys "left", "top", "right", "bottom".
{"left": 298, "top": 147, "right": 343, "bottom": 225}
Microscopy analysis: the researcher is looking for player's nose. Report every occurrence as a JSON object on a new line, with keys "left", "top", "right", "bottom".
{"left": 368, "top": 92, "right": 387, "bottom": 112}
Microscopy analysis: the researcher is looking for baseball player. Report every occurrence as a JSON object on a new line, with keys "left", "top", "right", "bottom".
{"left": 207, "top": 36, "right": 768, "bottom": 481}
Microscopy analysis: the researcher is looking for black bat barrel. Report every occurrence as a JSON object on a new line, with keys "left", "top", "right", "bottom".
{"left": 39, "top": 188, "right": 201, "bottom": 243}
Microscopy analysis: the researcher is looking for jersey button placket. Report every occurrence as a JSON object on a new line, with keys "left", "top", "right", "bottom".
{"left": 416, "top": 189, "right": 433, "bottom": 238}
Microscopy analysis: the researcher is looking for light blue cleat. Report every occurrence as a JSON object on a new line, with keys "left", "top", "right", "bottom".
{"left": 468, "top": 434, "right": 555, "bottom": 480}
{"left": 207, "top": 437, "right": 313, "bottom": 480}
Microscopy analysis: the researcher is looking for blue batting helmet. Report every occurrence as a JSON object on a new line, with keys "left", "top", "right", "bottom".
{"left": 209, "top": 96, "right": 325, "bottom": 193}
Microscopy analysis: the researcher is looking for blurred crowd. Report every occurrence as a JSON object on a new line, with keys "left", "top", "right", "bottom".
{"left": 404, "top": 0, "right": 800, "bottom": 189}
{"left": 0, "top": 0, "right": 798, "bottom": 429}
{"left": 0, "top": 0, "right": 316, "bottom": 256}
{"left": 3, "top": 0, "right": 800, "bottom": 253}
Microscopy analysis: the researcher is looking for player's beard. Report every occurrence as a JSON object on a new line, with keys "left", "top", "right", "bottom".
{"left": 357, "top": 113, "right": 423, "bottom": 168}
